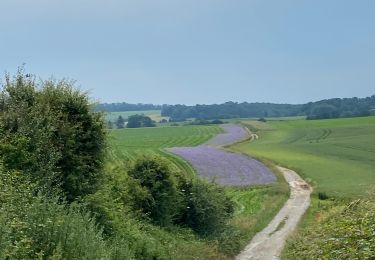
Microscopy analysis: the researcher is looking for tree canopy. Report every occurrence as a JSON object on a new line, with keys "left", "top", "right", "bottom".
{"left": 0, "top": 70, "right": 107, "bottom": 201}
{"left": 127, "top": 114, "right": 156, "bottom": 128}
{"left": 161, "top": 96, "right": 375, "bottom": 121}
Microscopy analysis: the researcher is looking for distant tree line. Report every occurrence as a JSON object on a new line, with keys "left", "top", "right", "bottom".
{"left": 162, "top": 102, "right": 303, "bottom": 121}
{"left": 303, "top": 96, "right": 375, "bottom": 119}
{"left": 96, "top": 102, "right": 161, "bottom": 112}
{"left": 161, "top": 96, "right": 375, "bottom": 121}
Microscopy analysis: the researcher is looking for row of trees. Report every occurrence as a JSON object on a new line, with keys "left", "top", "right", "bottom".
{"left": 96, "top": 102, "right": 161, "bottom": 112}
{"left": 161, "top": 102, "right": 303, "bottom": 121}
{"left": 161, "top": 96, "right": 375, "bottom": 121}
{"left": 109, "top": 114, "right": 156, "bottom": 129}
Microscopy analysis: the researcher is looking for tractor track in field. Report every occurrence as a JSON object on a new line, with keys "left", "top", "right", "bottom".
{"left": 236, "top": 166, "right": 312, "bottom": 260}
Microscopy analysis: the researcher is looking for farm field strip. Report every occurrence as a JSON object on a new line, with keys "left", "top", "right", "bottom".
{"left": 232, "top": 116, "right": 375, "bottom": 198}
{"left": 168, "top": 124, "right": 277, "bottom": 186}
{"left": 168, "top": 145, "right": 277, "bottom": 186}
{"left": 109, "top": 125, "right": 223, "bottom": 167}
{"left": 204, "top": 124, "right": 250, "bottom": 147}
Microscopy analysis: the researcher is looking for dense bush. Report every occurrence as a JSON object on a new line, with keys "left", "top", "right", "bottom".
{"left": 0, "top": 168, "right": 133, "bottom": 259}
{"left": 284, "top": 200, "right": 375, "bottom": 259}
{"left": 127, "top": 114, "right": 156, "bottom": 128}
{"left": 0, "top": 70, "right": 238, "bottom": 259}
{"left": 128, "top": 157, "right": 180, "bottom": 226}
{"left": 0, "top": 70, "right": 106, "bottom": 201}
{"left": 176, "top": 179, "right": 234, "bottom": 237}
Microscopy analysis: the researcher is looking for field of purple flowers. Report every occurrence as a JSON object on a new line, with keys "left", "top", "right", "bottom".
{"left": 204, "top": 124, "right": 250, "bottom": 147}
{"left": 168, "top": 146, "right": 276, "bottom": 186}
{"left": 167, "top": 124, "right": 276, "bottom": 186}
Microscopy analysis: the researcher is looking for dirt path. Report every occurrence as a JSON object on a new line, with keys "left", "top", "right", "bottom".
{"left": 236, "top": 166, "right": 312, "bottom": 260}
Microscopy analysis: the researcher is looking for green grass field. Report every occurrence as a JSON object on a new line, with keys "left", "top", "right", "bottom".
{"left": 232, "top": 116, "right": 375, "bottom": 199}
{"left": 105, "top": 110, "right": 168, "bottom": 123}
{"left": 109, "top": 125, "right": 222, "bottom": 175}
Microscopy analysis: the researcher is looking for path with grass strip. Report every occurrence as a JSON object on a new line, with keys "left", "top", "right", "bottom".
{"left": 236, "top": 166, "right": 312, "bottom": 260}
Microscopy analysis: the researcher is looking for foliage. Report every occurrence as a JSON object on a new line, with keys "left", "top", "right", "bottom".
{"left": 84, "top": 161, "right": 227, "bottom": 259}
{"left": 176, "top": 179, "right": 234, "bottom": 237}
{"left": 162, "top": 101, "right": 303, "bottom": 120}
{"left": 128, "top": 157, "right": 180, "bottom": 226}
{"left": 284, "top": 200, "right": 375, "bottom": 259}
{"left": 303, "top": 96, "right": 375, "bottom": 119}
{"left": 127, "top": 114, "right": 156, "bottom": 128}
{"left": 258, "top": 117, "right": 267, "bottom": 122}
{"left": 0, "top": 168, "right": 133, "bottom": 259}
{"left": 188, "top": 119, "right": 224, "bottom": 125}
{"left": 115, "top": 115, "right": 125, "bottom": 128}
{"left": 306, "top": 104, "right": 339, "bottom": 120}
{"left": 161, "top": 96, "right": 375, "bottom": 120}
{"left": 96, "top": 102, "right": 161, "bottom": 112}
{"left": 0, "top": 70, "right": 106, "bottom": 201}
{"left": 107, "top": 120, "right": 114, "bottom": 129}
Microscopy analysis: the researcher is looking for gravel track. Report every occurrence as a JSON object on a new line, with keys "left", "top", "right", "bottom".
{"left": 236, "top": 166, "right": 312, "bottom": 260}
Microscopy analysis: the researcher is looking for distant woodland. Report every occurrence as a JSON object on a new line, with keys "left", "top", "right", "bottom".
{"left": 161, "top": 96, "right": 375, "bottom": 121}
{"left": 98, "top": 95, "right": 375, "bottom": 121}
{"left": 96, "top": 102, "right": 161, "bottom": 112}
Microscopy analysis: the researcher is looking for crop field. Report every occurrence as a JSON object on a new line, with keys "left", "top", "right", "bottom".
{"left": 167, "top": 124, "right": 276, "bottom": 186}
{"left": 205, "top": 124, "right": 250, "bottom": 147}
{"left": 168, "top": 146, "right": 276, "bottom": 186}
{"left": 109, "top": 125, "right": 222, "bottom": 163}
{"left": 232, "top": 116, "right": 375, "bottom": 199}
{"left": 105, "top": 110, "right": 168, "bottom": 123}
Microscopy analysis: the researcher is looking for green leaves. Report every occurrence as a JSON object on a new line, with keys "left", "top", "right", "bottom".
{"left": 284, "top": 200, "right": 375, "bottom": 259}
{"left": 0, "top": 71, "right": 107, "bottom": 201}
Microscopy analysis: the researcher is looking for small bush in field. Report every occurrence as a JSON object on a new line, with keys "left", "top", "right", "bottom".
{"left": 318, "top": 191, "right": 329, "bottom": 200}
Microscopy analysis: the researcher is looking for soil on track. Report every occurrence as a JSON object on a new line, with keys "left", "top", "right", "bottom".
{"left": 236, "top": 166, "right": 312, "bottom": 260}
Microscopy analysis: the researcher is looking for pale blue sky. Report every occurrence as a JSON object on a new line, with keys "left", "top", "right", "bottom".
{"left": 0, "top": 0, "right": 374, "bottom": 105}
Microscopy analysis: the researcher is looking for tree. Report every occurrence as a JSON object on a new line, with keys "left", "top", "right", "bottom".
{"left": 107, "top": 120, "right": 113, "bottom": 129}
{"left": 0, "top": 70, "right": 107, "bottom": 201}
{"left": 127, "top": 115, "right": 142, "bottom": 128}
{"left": 128, "top": 157, "right": 179, "bottom": 226}
{"left": 307, "top": 104, "right": 339, "bottom": 120}
{"left": 116, "top": 116, "right": 125, "bottom": 128}
{"left": 127, "top": 114, "right": 155, "bottom": 128}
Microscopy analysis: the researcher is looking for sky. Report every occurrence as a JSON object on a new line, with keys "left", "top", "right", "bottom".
{"left": 0, "top": 0, "right": 374, "bottom": 105}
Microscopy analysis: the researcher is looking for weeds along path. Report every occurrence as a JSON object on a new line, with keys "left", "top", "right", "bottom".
{"left": 236, "top": 166, "right": 312, "bottom": 260}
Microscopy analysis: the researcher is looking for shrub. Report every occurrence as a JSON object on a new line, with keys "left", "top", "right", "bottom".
{"left": 176, "top": 179, "right": 234, "bottom": 237}
{"left": 318, "top": 191, "right": 329, "bottom": 200}
{"left": 0, "top": 168, "right": 133, "bottom": 259}
{"left": 284, "top": 200, "right": 375, "bottom": 259}
{"left": 0, "top": 70, "right": 106, "bottom": 201}
{"left": 128, "top": 157, "right": 180, "bottom": 227}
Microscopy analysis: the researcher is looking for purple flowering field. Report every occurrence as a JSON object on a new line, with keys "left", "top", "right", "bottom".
{"left": 204, "top": 124, "right": 250, "bottom": 147}
{"left": 167, "top": 146, "right": 276, "bottom": 186}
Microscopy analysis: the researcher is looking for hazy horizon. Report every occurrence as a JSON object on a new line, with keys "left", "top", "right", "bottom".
{"left": 1, "top": 1, "right": 374, "bottom": 105}
{"left": 98, "top": 93, "right": 374, "bottom": 106}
